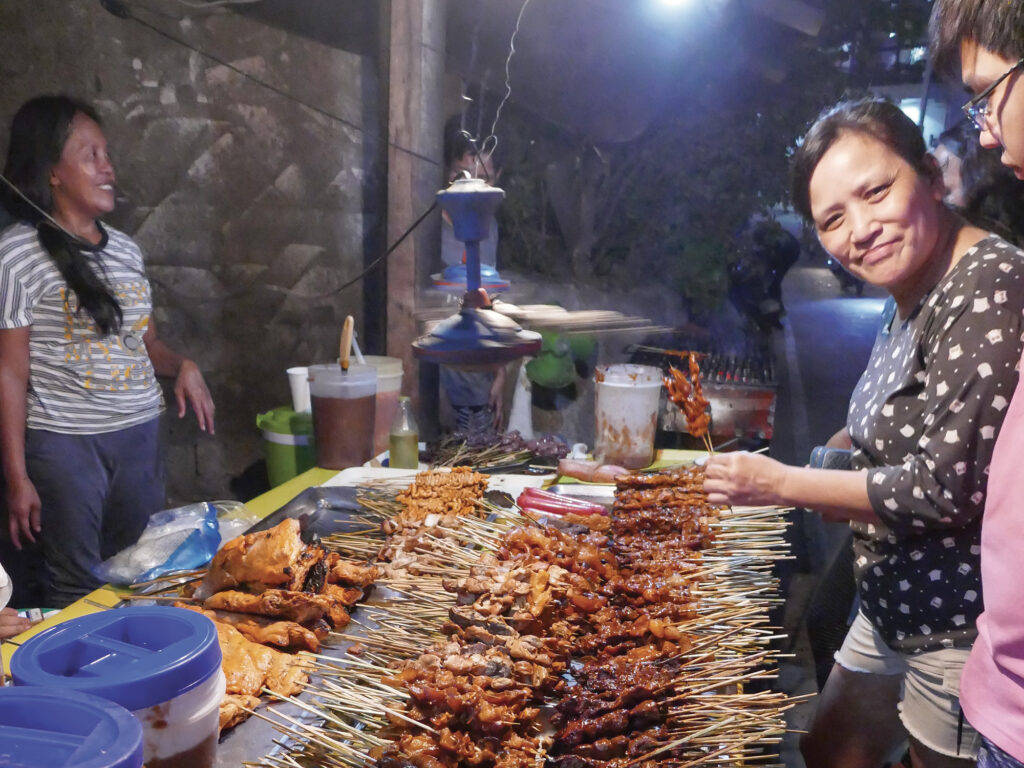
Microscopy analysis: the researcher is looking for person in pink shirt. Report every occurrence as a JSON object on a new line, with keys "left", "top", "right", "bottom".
{"left": 931, "top": 3, "right": 1024, "bottom": 766}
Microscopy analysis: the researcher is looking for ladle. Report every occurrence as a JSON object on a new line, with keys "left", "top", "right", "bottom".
{"left": 339, "top": 315, "right": 354, "bottom": 373}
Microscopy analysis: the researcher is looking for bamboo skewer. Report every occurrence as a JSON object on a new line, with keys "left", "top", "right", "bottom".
{"left": 231, "top": 462, "right": 796, "bottom": 768}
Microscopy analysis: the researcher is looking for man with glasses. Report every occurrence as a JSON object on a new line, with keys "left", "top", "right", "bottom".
{"left": 931, "top": 3, "right": 1024, "bottom": 767}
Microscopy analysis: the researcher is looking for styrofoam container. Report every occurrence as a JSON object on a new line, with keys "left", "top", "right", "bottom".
{"left": 11, "top": 606, "right": 223, "bottom": 768}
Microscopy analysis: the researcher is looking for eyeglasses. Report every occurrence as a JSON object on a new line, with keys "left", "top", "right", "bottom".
{"left": 963, "top": 57, "right": 1024, "bottom": 130}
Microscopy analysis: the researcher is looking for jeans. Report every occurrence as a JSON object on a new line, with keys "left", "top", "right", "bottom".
{"left": 979, "top": 737, "right": 1024, "bottom": 768}
{"left": 26, "top": 419, "right": 165, "bottom": 607}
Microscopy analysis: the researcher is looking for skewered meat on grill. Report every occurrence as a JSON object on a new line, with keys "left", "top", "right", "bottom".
{"left": 394, "top": 467, "right": 489, "bottom": 521}
{"left": 367, "top": 463, "right": 785, "bottom": 768}
{"left": 663, "top": 353, "right": 711, "bottom": 440}
{"left": 204, "top": 585, "right": 360, "bottom": 628}
{"left": 614, "top": 464, "right": 708, "bottom": 491}
{"left": 220, "top": 694, "right": 262, "bottom": 732}
{"left": 377, "top": 469, "right": 493, "bottom": 580}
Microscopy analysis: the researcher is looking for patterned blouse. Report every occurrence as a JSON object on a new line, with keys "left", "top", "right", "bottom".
{"left": 848, "top": 236, "right": 1024, "bottom": 653}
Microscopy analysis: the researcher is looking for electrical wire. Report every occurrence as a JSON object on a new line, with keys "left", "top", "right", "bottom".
{"left": 87, "top": 0, "right": 453, "bottom": 304}
{"left": 481, "top": 0, "right": 534, "bottom": 166}
{"left": 453, "top": 0, "right": 533, "bottom": 176}
{"left": 100, "top": 0, "right": 364, "bottom": 134}
{"left": 0, "top": 164, "right": 440, "bottom": 304}
{"left": 273, "top": 200, "right": 439, "bottom": 302}
{"left": 0, "top": 171, "right": 99, "bottom": 248}
{"left": 144, "top": 200, "right": 439, "bottom": 305}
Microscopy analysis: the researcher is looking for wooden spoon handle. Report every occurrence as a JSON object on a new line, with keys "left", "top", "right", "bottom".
{"left": 340, "top": 315, "right": 354, "bottom": 372}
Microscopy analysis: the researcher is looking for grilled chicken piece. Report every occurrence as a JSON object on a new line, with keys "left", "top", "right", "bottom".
{"left": 321, "top": 583, "right": 364, "bottom": 606}
{"left": 324, "top": 552, "right": 380, "bottom": 588}
{"left": 316, "top": 584, "right": 360, "bottom": 628}
{"left": 217, "top": 621, "right": 265, "bottom": 697}
{"left": 200, "top": 586, "right": 357, "bottom": 631}
{"left": 177, "top": 602, "right": 325, "bottom": 653}
{"left": 220, "top": 694, "right": 261, "bottom": 731}
{"left": 204, "top": 589, "right": 326, "bottom": 624}
{"left": 286, "top": 545, "right": 326, "bottom": 592}
{"left": 209, "top": 617, "right": 310, "bottom": 731}
{"left": 193, "top": 519, "right": 306, "bottom": 600}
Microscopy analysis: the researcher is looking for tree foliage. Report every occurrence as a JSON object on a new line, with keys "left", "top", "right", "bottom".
{"left": 487, "top": 0, "right": 934, "bottom": 319}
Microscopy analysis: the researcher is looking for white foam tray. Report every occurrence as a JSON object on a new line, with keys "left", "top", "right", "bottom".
{"left": 320, "top": 465, "right": 549, "bottom": 499}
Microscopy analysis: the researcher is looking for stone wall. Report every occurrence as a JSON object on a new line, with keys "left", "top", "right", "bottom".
{"left": 0, "top": 1, "right": 381, "bottom": 502}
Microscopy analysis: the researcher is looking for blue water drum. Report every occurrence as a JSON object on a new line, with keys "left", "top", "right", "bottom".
{"left": 11, "top": 606, "right": 224, "bottom": 768}
{"left": 0, "top": 687, "right": 143, "bottom": 768}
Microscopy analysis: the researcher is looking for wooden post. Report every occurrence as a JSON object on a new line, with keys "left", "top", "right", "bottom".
{"left": 385, "top": 0, "right": 445, "bottom": 430}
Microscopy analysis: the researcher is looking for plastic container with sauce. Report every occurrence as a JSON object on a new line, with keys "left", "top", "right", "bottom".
{"left": 308, "top": 363, "right": 378, "bottom": 469}
{"left": 361, "top": 355, "right": 404, "bottom": 457}
{"left": 11, "top": 606, "right": 224, "bottom": 768}
{"left": 0, "top": 687, "right": 143, "bottom": 768}
{"left": 593, "top": 364, "right": 663, "bottom": 469}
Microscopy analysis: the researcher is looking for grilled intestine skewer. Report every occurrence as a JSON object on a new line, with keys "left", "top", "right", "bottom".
{"left": 663, "top": 352, "right": 713, "bottom": 453}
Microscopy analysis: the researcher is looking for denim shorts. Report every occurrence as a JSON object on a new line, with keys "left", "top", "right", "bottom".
{"left": 979, "top": 737, "right": 1024, "bottom": 768}
{"left": 835, "top": 610, "right": 980, "bottom": 759}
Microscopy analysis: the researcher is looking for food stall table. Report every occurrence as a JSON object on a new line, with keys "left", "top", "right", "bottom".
{"left": 1, "top": 450, "right": 717, "bottom": 764}
{"left": 2, "top": 452, "right": 712, "bottom": 671}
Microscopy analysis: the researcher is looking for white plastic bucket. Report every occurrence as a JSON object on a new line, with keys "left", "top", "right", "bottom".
{"left": 362, "top": 355, "right": 404, "bottom": 456}
{"left": 593, "top": 364, "right": 662, "bottom": 469}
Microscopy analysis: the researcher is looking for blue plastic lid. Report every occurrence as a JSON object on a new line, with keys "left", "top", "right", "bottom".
{"left": 11, "top": 606, "right": 221, "bottom": 712}
{"left": 0, "top": 687, "right": 143, "bottom": 768}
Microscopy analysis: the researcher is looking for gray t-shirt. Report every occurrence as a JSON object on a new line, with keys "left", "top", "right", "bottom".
{"left": 849, "top": 236, "right": 1024, "bottom": 652}
{"left": 0, "top": 222, "right": 164, "bottom": 433}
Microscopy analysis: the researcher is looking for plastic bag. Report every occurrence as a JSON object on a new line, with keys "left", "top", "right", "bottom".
{"left": 215, "top": 502, "right": 263, "bottom": 544}
{"left": 94, "top": 500, "right": 257, "bottom": 586}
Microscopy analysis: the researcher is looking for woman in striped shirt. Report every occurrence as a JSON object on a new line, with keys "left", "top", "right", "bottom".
{"left": 0, "top": 95, "right": 215, "bottom": 607}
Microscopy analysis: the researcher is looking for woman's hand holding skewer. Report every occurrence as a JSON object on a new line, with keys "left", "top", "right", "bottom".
{"left": 703, "top": 452, "right": 788, "bottom": 507}
{"left": 705, "top": 451, "right": 880, "bottom": 523}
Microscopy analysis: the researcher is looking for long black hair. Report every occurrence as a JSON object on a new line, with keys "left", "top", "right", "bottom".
{"left": 2, "top": 95, "right": 122, "bottom": 335}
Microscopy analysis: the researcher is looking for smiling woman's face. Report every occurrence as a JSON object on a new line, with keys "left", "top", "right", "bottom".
{"left": 809, "top": 130, "right": 945, "bottom": 299}
{"left": 49, "top": 111, "right": 116, "bottom": 225}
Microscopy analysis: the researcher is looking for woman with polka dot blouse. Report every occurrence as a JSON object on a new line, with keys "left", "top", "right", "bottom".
{"left": 705, "top": 99, "right": 1024, "bottom": 768}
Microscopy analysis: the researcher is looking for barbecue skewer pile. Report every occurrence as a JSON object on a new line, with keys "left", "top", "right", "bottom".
{"left": 249, "top": 464, "right": 793, "bottom": 768}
